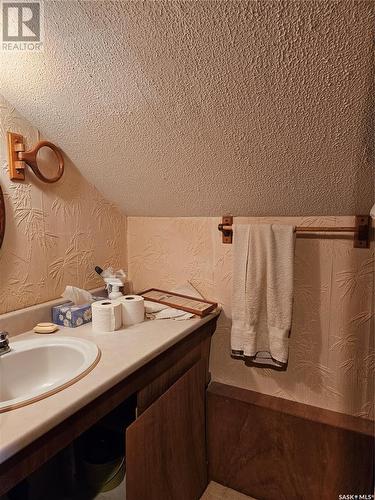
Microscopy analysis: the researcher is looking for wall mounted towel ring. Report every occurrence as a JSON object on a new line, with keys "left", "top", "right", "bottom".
{"left": 7, "top": 132, "right": 64, "bottom": 183}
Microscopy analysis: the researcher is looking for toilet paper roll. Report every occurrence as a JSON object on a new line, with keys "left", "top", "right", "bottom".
{"left": 91, "top": 300, "right": 122, "bottom": 332}
{"left": 115, "top": 295, "right": 145, "bottom": 326}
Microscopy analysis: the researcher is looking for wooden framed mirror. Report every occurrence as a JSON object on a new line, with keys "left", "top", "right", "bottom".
{"left": 0, "top": 185, "right": 4, "bottom": 248}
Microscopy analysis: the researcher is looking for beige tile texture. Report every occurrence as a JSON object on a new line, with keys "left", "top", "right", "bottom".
{"left": 128, "top": 216, "right": 375, "bottom": 419}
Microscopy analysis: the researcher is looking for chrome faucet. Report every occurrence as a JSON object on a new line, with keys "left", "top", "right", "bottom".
{"left": 0, "top": 331, "right": 10, "bottom": 355}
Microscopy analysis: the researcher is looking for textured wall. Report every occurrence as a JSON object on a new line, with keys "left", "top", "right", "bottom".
{"left": 0, "top": 96, "right": 127, "bottom": 314}
{"left": 128, "top": 216, "right": 375, "bottom": 419}
{"left": 0, "top": 1, "right": 373, "bottom": 216}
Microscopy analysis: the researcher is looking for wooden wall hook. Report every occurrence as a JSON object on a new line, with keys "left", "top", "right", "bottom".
{"left": 7, "top": 132, "right": 64, "bottom": 183}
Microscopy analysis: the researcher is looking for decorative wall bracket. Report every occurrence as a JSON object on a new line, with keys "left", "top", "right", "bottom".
{"left": 7, "top": 132, "right": 64, "bottom": 183}
{"left": 218, "top": 215, "right": 233, "bottom": 244}
{"left": 354, "top": 215, "right": 371, "bottom": 249}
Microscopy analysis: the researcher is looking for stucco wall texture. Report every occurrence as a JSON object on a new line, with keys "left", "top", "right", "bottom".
{"left": 0, "top": 96, "right": 128, "bottom": 314}
{"left": 0, "top": 1, "right": 374, "bottom": 216}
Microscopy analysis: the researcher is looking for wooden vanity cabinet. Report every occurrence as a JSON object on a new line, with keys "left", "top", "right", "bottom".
{"left": 126, "top": 360, "right": 207, "bottom": 500}
{"left": 0, "top": 316, "right": 217, "bottom": 499}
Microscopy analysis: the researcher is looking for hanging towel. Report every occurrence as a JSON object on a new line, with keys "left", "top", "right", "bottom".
{"left": 231, "top": 224, "right": 295, "bottom": 370}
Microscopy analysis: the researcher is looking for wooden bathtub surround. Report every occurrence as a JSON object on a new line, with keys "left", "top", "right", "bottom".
{"left": 207, "top": 383, "right": 374, "bottom": 500}
{"left": 0, "top": 317, "right": 217, "bottom": 498}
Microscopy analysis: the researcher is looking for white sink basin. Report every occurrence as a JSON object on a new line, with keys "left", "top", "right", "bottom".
{"left": 0, "top": 336, "right": 100, "bottom": 413}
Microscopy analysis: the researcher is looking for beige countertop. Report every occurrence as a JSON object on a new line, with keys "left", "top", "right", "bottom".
{"left": 0, "top": 312, "right": 219, "bottom": 464}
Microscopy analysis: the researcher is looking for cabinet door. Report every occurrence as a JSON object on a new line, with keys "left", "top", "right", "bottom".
{"left": 126, "top": 360, "right": 207, "bottom": 500}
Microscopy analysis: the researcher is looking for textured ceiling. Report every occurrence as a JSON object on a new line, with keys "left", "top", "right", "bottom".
{"left": 1, "top": 1, "right": 374, "bottom": 216}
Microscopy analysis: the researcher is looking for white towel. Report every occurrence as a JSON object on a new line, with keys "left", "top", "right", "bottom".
{"left": 231, "top": 224, "right": 295, "bottom": 370}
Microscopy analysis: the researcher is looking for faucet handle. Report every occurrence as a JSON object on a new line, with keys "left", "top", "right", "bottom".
{"left": 0, "top": 331, "right": 9, "bottom": 341}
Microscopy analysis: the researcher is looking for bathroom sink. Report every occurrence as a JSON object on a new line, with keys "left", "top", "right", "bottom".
{"left": 0, "top": 336, "right": 100, "bottom": 413}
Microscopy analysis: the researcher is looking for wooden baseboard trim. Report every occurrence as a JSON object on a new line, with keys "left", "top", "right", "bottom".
{"left": 207, "top": 382, "right": 374, "bottom": 500}
{"left": 208, "top": 382, "right": 375, "bottom": 437}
